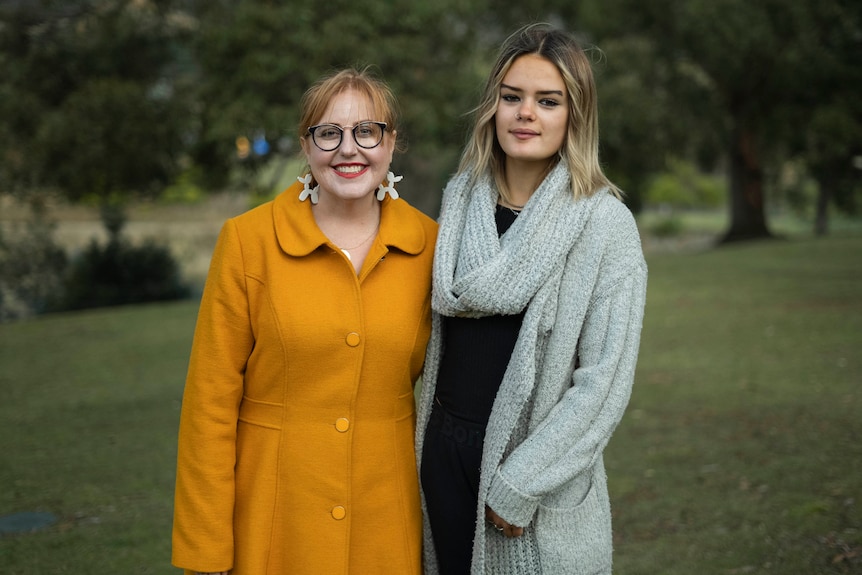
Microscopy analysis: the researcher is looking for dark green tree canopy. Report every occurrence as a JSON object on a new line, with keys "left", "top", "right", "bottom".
{"left": 583, "top": 0, "right": 862, "bottom": 238}
{"left": 1, "top": 0, "right": 858, "bottom": 232}
{"left": 0, "top": 0, "right": 191, "bottom": 201}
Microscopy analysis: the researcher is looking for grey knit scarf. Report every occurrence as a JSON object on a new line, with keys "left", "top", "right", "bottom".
{"left": 432, "top": 161, "right": 599, "bottom": 318}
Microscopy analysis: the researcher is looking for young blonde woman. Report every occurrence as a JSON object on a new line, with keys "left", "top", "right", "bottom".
{"left": 417, "top": 24, "right": 647, "bottom": 574}
{"left": 173, "top": 68, "right": 436, "bottom": 575}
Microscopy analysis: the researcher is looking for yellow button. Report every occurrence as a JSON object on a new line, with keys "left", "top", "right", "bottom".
{"left": 335, "top": 418, "right": 350, "bottom": 432}
{"left": 345, "top": 332, "right": 361, "bottom": 347}
{"left": 331, "top": 506, "right": 346, "bottom": 520}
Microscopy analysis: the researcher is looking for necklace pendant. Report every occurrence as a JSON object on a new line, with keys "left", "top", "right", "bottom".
{"left": 341, "top": 248, "right": 352, "bottom": 261}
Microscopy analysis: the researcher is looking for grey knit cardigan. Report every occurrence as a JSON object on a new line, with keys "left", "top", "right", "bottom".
{"left": 416, "top": 168, "right": 647, "bottom": 574}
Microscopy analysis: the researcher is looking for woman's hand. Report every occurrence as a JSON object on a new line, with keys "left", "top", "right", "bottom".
{"left": 485, "top": 505, "right": 524, "bottom": 538}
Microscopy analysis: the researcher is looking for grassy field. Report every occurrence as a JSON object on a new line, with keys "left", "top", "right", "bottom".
{"left": 607, "top": 233, "right": 862, "bottom": 574}
{"left": 1, "top": 232, "right": 860, "bottom": 574}
{"left": 0, "top": 302, "right": 197, "bottom": 573}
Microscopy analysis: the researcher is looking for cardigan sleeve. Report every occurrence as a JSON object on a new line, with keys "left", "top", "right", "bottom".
{"left": 485, "top": 237, "right": 647, "bottom": 527}
{"left": 172, "top": 220, "right": 252, "bottom": 572}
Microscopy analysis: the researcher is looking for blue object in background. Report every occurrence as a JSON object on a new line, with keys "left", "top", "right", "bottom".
{"left": 0, "top": 511, "right": 58, "bottom": 534}
{"left": 253, "top": 137, "right": 270, "bottom": 156}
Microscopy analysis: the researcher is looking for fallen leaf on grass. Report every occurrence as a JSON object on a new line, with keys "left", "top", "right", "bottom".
{"left": 832, "top": 547, "right": 860, "bottom": 564}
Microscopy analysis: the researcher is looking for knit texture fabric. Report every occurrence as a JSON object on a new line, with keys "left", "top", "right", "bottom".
{"left": 432, "top": 163, "right": 590, "bottom": 318}
{"left": 417, "top": 163, "right": 647, "bottom": 574}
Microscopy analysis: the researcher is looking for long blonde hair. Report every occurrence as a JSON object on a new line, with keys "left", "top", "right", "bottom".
{"left": 458, "top": 23, "right": 620, "bottom": 202}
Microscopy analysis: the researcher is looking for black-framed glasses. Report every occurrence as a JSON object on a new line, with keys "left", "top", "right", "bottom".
{"left": 307, "top": 121, "right": 387, "bottom": 152}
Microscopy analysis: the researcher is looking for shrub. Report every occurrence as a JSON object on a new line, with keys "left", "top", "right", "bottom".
{"left": 649, "top": 214, "right": 685, "bottom": 238}
{"left": 646, "top": 158, "right": 725, "bottom": 210}
{"left": 0, "top": 207, "right": 67, "bottom": 322}
{"left": 61, "top": 237, "right": 190, "bottom": 311}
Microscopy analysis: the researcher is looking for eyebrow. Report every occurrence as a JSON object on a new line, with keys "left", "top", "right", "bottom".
{"left": 500, "top": 83, "right": 565, "bottom": 97}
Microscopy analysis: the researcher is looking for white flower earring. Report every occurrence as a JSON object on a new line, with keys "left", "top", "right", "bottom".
{"left": 298, "top": 174, "right": 319, "bottom": 204}
{"left": 376, "top": 171, "right": 403, "bottom": 201}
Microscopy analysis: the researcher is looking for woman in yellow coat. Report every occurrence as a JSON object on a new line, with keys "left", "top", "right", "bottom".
{"left": 172, "top": 68, "right": 437, "bottom": 575}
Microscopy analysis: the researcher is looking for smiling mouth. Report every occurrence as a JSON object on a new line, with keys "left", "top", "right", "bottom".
{"left": 334, "top": 164, "right": 366, "bottom": 174}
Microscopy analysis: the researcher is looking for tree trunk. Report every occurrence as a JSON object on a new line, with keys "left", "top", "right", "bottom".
{"left": 814, "top": 182, "right": 831, "bottom": 236}
{"left": 99, "top": 202, "right": 128, "bottom": 245}
{"left": 721, "top": 119, "right": 772, "bottom": 243}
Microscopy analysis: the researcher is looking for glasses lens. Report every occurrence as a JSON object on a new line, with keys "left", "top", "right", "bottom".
{"left": 312, "top": 125, "right": 342, "bottom": 151}
{"left": 354, "top": 122, "right": 384, "bottom": 149}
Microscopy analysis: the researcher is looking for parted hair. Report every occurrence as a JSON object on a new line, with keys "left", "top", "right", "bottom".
{"left": 458, "top": 23, "right": 620, "bottom": 202}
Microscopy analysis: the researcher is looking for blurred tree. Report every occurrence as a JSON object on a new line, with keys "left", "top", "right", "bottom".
{"left": 185, "top": 0, "right": 489, "bottom": 216}
{"left": 587, "top": 34, "right": 707, "bottom": 214}
{"left": 0, "top": 0, "right": 194, "bottom": 224}
{"left": 4, "top": 0, "right": 856, "bottom": 233}
{"left": 787, "top": 0, "right": 862, "bottom": 235}
{"left": 806, "top": 103, "right": 861, "bottom": 235}
{"left": 583, "top": 0, "right": 862, "bottom": 241}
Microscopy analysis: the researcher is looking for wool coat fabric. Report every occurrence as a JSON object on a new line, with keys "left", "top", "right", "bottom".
{"left": 416, "top": 165, "right": 647, "bottom": 574}
{"left": 172, "top": 181, "right": 437, "bottom": 575}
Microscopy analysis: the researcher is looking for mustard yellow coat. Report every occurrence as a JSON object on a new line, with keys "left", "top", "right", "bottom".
{"left": 172, "top": 182, "right": 437, "bottom": 574}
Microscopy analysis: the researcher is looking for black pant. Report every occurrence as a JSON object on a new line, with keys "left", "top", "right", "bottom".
{"left": 421, "top": 404, "right": 486, "bottom": 575}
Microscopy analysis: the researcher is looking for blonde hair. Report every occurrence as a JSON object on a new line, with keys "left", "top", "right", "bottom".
{"left": 459, "top": 23, "right": 620, "bottom": 201}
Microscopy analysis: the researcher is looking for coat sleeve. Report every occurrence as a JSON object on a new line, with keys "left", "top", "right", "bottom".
{"left": 172, "top": 220, "right": 252, "bottom": 572}
{"left": 485, "top": 233, "right": 647, "bottom": 527}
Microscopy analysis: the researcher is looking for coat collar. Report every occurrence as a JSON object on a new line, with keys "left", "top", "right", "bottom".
{"left": 273, "top": 180, "right": 427, "bottom": 257}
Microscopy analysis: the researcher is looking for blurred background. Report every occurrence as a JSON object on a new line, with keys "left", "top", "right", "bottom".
{"left": 0, "top": 1, "right": 860, "bottom": 573}
{"left": 1, "top": 0, "right": 859, "bottom": 316}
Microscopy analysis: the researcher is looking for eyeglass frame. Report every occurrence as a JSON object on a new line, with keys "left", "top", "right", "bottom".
{"left": 306, "top": 121, "right": 388, "bottom": 152}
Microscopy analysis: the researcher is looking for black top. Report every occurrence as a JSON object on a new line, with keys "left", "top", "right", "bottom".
{"left": 434, "top": 205, "right": 526, "bottom": 424}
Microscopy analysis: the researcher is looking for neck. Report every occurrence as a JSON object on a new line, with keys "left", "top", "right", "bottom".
{"left": 312, "top": 187, "right": 379, "bottom": 232}
{"left": 313, "top": 191, "right": 379, "bottom": 221}
{"left": 502, "top": 158, "right": 555, "bottom": 206}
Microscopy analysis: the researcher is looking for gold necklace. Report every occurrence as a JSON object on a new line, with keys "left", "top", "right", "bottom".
{"left": 338, "top": 224, "right": 379, "bottom": 261}
{"left": 499, "top": 196, "right": 525, "bottom": 211}
{"left": 498, "top": 200, "right": 524, "bottom": 217}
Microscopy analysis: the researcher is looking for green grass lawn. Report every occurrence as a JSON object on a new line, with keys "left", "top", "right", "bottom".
{"left": 1, "top": 233, "right": 860, "bottom": 574}
{"left": 0, "top": 302, "right": 198, "bottom": 574}
{"left": 608, "top": 233, "right": 862, "bottom": 574}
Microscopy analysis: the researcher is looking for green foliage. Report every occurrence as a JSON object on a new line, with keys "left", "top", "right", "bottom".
{"left": 648, "top": 214, "right": 685, "bottom": 238}
{"left": 645, "top": 158, "right": 725, "bottom": 210}
{"left": 585, "top": 0, "right": 862, "bottom": 238}
{"left": 159, "top": 167, "right": 207, "bottom": 204}
{"left": 1, "top": 0, "right": 859, "bottom": 229}
{"left": 61, "top": 236, "right": 190, "bottom": 312}
{"left": 805, "top": 102, "right": 862, "bottom": 215}
{"left": 187, "top": 0, "right": 489, "bottom": 213}
{"left": 0, "top": 0, "right": 193, "bottom": 203}
{"left": 0, "top": 203, "right": 67, "bottom": 321}
{"left": 776, "top": 160, "right": 821, "bottom": 218}
{"left": 592, "top": 36, "right": 718, "bottom": 211}
{"left": 36, "top": 78, "right": 184, "bottom": 201}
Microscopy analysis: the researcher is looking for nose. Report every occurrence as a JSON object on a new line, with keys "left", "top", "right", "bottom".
{"left": 337, "top": 129, "right": 358, "bottom": 155}
{"left": 515, "top": 100, "right": 534, "bottom": 120}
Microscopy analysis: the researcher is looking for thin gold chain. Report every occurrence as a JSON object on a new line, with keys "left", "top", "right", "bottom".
{"left": 338, "top": 224, "right": 379, "bottom": 251}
